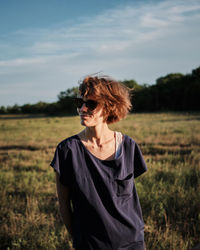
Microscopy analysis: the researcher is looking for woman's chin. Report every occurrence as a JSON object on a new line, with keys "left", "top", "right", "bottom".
{"left": 80, "top": 118, "right": 89, "bottom": 126}
{"left": 80, "top": 118, "right": 95, "bottom": 127}
{"left": 80, "top": 120, "right": 86, "bottom": 126}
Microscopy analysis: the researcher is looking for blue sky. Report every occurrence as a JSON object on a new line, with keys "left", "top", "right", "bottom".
{"left": 0, "top": 0, "right": 200, "bottom": 106}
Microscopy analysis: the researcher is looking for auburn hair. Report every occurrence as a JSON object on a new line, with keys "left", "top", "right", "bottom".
{"left": 79, "top": 75, "right": 132, "bottom": 124}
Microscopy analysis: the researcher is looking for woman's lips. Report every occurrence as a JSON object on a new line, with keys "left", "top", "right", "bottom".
{"left": 80, "top": 114, "right": 91, "bottom": 119}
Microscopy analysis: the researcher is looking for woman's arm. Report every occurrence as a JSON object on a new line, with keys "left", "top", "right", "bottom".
{"left": 56, "top": 172, "right": 73, "bottom": 236}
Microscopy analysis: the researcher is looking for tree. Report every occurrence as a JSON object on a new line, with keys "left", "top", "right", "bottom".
{"left": 7, "top": 104, "right": 21, "bottom": 114}
{"left": 0, "top": 106, "right": 8, "bottom": 114}
{"left": 57, "top": 87, "right": 79, "bottom": 115}
{"left": 122, "top": 80, "right": 143, "bottom": 91}
{"left": 156, "top": 73, "right": 184, "bottom": 85}
{"left": 192, "top": 66, "right": 200, "bottom": 78}
{"left": 57, "top": 87, "right": 79, "bottom": 101}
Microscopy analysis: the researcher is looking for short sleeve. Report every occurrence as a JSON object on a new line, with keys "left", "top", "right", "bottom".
{"left": 50, "top": 144, "right": 73, "bottom": 186}
{"left": 134, "top": 143, "right": 147, "bottom": 178}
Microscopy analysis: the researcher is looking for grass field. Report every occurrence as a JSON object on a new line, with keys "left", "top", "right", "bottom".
{"left": 0, "top": 113, "right": 200, "bottom": 250}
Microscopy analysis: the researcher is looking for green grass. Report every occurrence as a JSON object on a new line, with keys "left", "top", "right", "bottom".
{"left": 0, "top": 113, "right": 200, "bottom": 249}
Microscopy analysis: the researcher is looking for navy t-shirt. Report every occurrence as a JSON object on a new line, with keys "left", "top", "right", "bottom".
{"left": 50, "top": 134, "right": 147, "bottom": 250}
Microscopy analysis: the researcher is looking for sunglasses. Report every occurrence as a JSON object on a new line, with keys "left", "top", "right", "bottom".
{"left": 73, "top": 98, "right": 99, "bottom": 111}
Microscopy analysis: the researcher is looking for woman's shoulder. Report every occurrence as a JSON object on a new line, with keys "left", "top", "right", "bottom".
{"left": 123, "top": 134, "right": 136, "bottom": 145}
{"left": 122, "top": 134, "right": 142, "bottom": 153}
{"left": 56, "top": 134, "right": 80, "bottom": 150}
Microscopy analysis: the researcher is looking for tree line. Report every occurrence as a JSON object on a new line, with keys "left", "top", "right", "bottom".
{"left": 1, "top": 66, "right": 200, "bottom": 115}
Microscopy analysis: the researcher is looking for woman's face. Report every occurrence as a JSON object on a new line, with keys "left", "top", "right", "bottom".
{"left": 76, "top": 96, "right": 104, "bottom": 127}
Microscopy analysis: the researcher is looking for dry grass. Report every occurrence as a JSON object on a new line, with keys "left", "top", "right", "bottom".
{"left": 0, "top": 113, "right": 200, "bottom": 249}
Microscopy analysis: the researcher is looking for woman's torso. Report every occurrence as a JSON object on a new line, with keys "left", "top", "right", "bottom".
{"left": 56, "top": 134, "right": 146, "bottom": 250}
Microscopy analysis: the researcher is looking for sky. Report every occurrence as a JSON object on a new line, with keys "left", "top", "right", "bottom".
{"left": 0, "top": 0, "right": 200, "bottom": 106}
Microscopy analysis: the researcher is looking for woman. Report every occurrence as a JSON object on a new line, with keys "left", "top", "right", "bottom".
{"left": 50, "top": 75, "right": 147, "bottom": 250}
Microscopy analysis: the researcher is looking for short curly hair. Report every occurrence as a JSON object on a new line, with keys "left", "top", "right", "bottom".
{"left": 79, "top": 75, "right": 132, "bottom": 124}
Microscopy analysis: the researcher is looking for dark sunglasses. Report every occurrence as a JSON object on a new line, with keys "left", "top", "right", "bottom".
{"left": 73, "top": 98, "right": 99, "bottom": 111}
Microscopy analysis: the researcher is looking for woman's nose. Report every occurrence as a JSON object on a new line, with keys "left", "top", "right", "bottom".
{"left": 80, "top": 103, "right": 88, "bottom": 112}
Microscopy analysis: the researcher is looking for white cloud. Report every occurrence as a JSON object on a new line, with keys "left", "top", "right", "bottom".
{"left": 171, "top": 4, "right": 200, "bottom": 14}
{"left": 0, "top": 0, "right": 200, "bottom": 106}
{"left": 0, "top": 57, "right": 46, "bottom": 67}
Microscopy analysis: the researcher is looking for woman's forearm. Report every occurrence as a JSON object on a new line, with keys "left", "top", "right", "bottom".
{"left": 56, "top": 173, "right": 73, "bottom": 236}
{"left": 59, "top": 202, "right": 73, "bottom": 236}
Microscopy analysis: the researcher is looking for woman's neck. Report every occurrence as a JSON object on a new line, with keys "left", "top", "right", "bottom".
{"left": 84, "top": 124, "right": 114, "bottom": 146}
